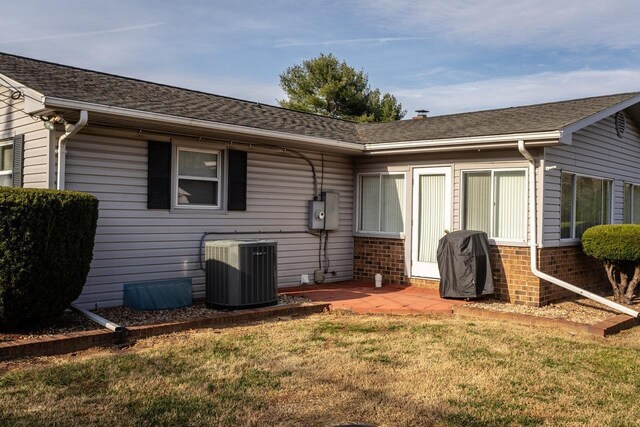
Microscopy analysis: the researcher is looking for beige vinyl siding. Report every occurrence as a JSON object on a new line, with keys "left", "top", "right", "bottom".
{"left": 0, "top": 87, "right": 50, "bottom": 188}
{"left": 64, "top": 132, "right": 354, "bottom": 308}
{"left": 543, "top": 114, "right": 640, "bottom": 246}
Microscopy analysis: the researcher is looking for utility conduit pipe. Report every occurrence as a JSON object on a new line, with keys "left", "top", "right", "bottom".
{"left": 518, "top": 140, "right": 639, "bottom": 318}
{"left": 56, "top": 110, "right": 88, "bottom": 190}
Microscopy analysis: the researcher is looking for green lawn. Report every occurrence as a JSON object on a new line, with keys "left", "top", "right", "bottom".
{"left": 1, "top": 313, "right": 639, "bottom": 426}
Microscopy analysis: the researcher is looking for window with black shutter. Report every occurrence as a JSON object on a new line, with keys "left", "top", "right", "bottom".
{"left": 0, "top": 135, "right": 21, "bottom": 187}
{"left": 147, "top": 142, "right": 247, "bottom": 211}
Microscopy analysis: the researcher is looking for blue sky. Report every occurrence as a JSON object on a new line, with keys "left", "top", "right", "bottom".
{"left": 2, "top": 0, "right": 639, "bottom": 117}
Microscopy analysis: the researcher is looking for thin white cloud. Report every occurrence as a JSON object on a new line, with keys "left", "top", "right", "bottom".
{"left": 394, "top": 69, "right": 640, "bottom": 116}
{"left": 358, "top": 0, "right": 640, "bottom": 49}
{"left": 0, "top": 23, "right": 163, "bottom": 45}
{"left": 275, "top": 36, "right": 429, "bottom": 48}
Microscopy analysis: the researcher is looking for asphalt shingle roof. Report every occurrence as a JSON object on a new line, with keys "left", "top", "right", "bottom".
{"left": 1, "top": 52, "right": 638, "bottom": 145}
{"left": 0, "top": 52, "right": 361, "bottom": 143}
{"left": 357, "top": 92, "right": 640, "bottom": 144}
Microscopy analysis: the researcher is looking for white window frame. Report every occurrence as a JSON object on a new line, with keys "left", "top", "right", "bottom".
{"left": 0, "top": 139, "right": 13, "bottom": 187}
{"left": 560, "top": 172, "right": 613, "bottom": 242}
{"left": 355, "top": 171, "right": 406, "bottom": 237}
{"left": 623, "top": 182, "right": 640, "bottom": 224}
{"left": 174, "top": 146, "right": 222, "bottom": 210}
{"left": 461, "top": 168, "right": 528, "bottom": 243}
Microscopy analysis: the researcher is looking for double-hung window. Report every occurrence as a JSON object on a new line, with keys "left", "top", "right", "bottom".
{"left": 623, "top": 183, "right": 640, "bottom": 224}
{"left": 0, "top": 140, "right": 13, "bottom": 187}
{"left": 462, "top": 169, "right": 527, "bottom": 241}
{"left": 358, "top": 173, "right": 405, "bottom": 234}
{"left": 561, "top": 173, "right": 612, "bottom": 239}
{"left": 176, "top": 147, "right": 221, "bottom": 208}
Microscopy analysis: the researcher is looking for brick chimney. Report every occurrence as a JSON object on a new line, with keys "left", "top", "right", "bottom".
{"left": 412, "top": 109, "right": 429, "bottom": 120}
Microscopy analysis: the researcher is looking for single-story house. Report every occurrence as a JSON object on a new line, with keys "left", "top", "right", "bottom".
{"left": 1, "top": 52, "right": 639, "bottom": 309}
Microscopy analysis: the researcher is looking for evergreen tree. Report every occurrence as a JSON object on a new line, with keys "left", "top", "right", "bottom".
{"left": 278, "top": 54, "right": 405, "bottom": 122}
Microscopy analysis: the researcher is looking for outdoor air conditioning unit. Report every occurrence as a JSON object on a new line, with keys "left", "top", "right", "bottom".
{"left": 205, "top": 240, "right": 278, "bottom": 309}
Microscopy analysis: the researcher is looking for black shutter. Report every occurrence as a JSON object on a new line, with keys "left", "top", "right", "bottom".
{"left": 12, "top": 134, "right": 24, "bottom": 188}
{"left": 227, "top": 149, "right": 247, "bottom": 211}
{"left": 147, "top": 141, "right": 171, "bottom": 209}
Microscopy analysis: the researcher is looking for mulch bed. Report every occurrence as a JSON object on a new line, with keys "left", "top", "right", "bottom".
{"left": 0, "top": 294, "right": 309, "bottom": 343}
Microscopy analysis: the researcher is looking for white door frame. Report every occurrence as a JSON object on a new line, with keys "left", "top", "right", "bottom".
{"left": 411, "top": 166, "right": 452, "bottom": 278}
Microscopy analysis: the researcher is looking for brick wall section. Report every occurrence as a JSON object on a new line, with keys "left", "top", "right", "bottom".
{"left": 354, "top": 237, "right": 609, "bottom": 306}
{"left": 490, "top": 245, "right": 540, "bottom": 304}
{"left": 352, "top": 236, "right": 444, "bottom": 289}
{"left": 353, "top": 237, "right": 406, "bottom": 284}
{"left": 537, "top": 246, "right": 609, "bottom": 305}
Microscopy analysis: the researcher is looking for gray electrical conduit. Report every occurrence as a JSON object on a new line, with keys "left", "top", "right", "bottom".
{"left": 252, "top": 143, "right": 320, "bottom": 199}
{"left": 518, "top": 140, "right": 639, "bottom": 318}
{"left": 199, "top": 230, "right": 320, "bottom": 271}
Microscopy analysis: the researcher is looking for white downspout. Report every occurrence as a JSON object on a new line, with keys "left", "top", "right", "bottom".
{"left": 518, "top": 140, "right": 639, "bottom": 318}
{"left": 56, "top": 110, "right": 88, "bottom": 190}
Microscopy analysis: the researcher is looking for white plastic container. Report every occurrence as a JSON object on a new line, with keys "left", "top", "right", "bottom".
{"left": 375, "top": 273, "right": 382, "bottom": 288}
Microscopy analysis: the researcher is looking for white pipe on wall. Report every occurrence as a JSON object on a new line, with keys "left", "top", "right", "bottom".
{"left": 56, "top": 110, "right": 88, "bottom": 190}
{"left": 517, "top": 140, "right": 639, "bottom": 318}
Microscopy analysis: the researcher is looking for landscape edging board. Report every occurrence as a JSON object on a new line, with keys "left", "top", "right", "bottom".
{"left": 453, "top": 305, "right": 638, "bottom": 336}
{"left": 0, "top": 303, "right": 329, "bottom": 361}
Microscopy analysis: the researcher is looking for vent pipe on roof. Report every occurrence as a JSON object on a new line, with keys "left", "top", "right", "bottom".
{"left": 518, "top": 140, "right": 639, "bottom": 319}
{"left": 412, "top": 109, "right": 429, "bottom": 120}
{"left": 56, "top": 110, "right": 88, "bottom": 190}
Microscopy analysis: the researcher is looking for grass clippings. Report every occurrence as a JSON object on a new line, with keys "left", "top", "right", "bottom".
{"left": 1, "top": 312, "right": 639, "bottom": 426}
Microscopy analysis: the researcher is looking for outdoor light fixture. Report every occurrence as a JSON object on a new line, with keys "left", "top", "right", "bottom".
{"left": 42, "top": 114, "right": 69, "bottom": 131}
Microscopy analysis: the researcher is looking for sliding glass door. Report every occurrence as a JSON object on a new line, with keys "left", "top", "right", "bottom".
{"left": 411, "top": 167, "right": 451, "bottom": 278}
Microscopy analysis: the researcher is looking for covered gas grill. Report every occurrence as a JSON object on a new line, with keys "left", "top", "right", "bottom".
{"left": 436, "top": 230, "right": 494, "bottom": 299}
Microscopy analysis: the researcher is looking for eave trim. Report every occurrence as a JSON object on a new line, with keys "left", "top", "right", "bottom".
{"left": 40, "top": 96, "right": 365, "bottom": 152}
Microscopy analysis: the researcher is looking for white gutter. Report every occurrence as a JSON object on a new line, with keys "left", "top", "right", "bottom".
{"left": 56, "top": 110, "right": 88, "bottom": 190}
{"left": 364, "top": 131, "right": 563, "bottom": 152}
{"left": 41, "top": 97, "right": 364, "bottom": 153}
{"left": 363, "top": 140, "right": 559, "bottom": 156}
{"left": 518, "top": 140, "right": 639, "bottom": 318}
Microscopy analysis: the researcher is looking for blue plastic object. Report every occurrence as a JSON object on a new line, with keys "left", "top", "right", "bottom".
{"left": 123, "top": 278, "right": 192, "bottom": 310}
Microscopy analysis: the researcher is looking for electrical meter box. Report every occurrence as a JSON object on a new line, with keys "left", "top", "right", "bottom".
{"left": 308, "top": 191, "right": 339, "bottom": 230}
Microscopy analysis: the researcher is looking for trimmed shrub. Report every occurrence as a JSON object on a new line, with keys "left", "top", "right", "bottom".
{"left": 582, "top": 225, "right": 640, "bottom": 304}
{"left": 582, "top": 225, "right": 640, "bottom": 262}
{"left": 0, "top": 187, "right": 99, "bottom": 327}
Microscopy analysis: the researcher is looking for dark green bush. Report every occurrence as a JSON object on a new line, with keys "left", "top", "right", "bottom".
{"left": 0, "top": 187, "right": 99, "bottom": 327}
{"left": 582, "top": 225, "right": 640, "bottom": 262}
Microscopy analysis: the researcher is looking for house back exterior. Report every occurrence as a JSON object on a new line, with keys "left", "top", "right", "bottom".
{"left": 1, "top": 52, "right": 639, "bottom": 308}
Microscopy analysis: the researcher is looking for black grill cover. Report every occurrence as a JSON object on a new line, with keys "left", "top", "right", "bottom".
{"left": 437, "top": 230, "right": 494, "bottom": 299}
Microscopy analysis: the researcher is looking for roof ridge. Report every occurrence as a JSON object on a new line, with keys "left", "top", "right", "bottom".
{"left": 357, "top": 91, "right": 640, "bottom": 127}
{"left": 0, "top": 51, "right": 360, "bottom": 125}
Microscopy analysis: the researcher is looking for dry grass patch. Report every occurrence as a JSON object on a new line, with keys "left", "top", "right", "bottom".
{"left": 1, "top": 313, "right": 640, "bottom": 426}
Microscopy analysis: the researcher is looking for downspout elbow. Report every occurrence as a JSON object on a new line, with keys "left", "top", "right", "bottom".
{"left": 56, "top": 110, "right": 88, "bottom": 190}
{"left": 518, "top": 140, "right": 534, "bottom": 162}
